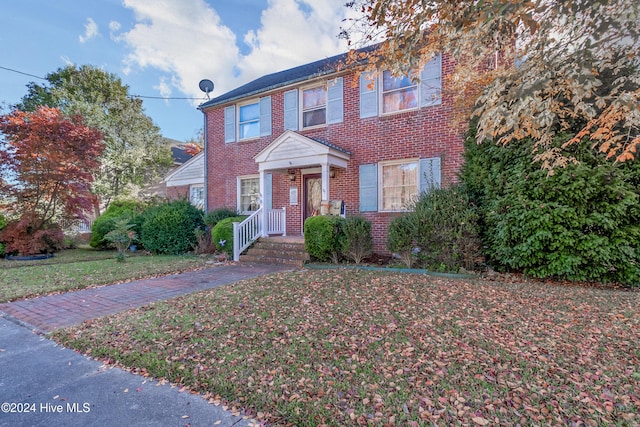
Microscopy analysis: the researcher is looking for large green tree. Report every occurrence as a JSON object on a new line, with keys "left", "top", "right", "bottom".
{"left": 17, "top": 65, "right": 173, "bottom": 213}
{"left": 343, "top": 0, "right": 640, "bottom": 167}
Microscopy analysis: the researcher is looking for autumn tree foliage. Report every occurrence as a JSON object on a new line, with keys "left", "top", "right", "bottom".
{"left": 0, "top": 106, "right": 103, "bottom": 255}
{"left": 343, "top": 0, "right": 640, "bottom": 167}
{"left": 17, "top": 65, "right": 173, "bottom": 211}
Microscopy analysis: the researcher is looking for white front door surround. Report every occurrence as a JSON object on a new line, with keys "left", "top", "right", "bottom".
{"left": 254, "top": 130, "right": 350, "bottom": 236}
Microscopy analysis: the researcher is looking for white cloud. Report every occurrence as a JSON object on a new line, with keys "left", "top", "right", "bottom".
{"left": 108, "top": 21, "right": 121, "bottom": 41}
{"left": 117, "top": 0, "right": 356, "bottom": 102}
{"left": 79, "top": 17, "right": 99, "bottom": 43}
{"left": 119, "top": 0, "right": 239, "bottom": 102}
{"left": 239, "top": 0, "right": 351, "bottom": 81}
{"left": 154, "top": 77, "right": 172, "bottom": 102}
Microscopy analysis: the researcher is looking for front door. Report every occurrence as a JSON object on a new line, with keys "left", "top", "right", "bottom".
{"left": 303, "top": 174, "right": 322, "bottom": 223}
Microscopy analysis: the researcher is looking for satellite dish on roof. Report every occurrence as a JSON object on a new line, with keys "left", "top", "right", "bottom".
{"left": 198, "top": 79, "right": 214, "bottom": 100}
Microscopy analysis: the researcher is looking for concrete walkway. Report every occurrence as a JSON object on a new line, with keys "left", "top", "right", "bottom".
{"left": 0, "top": 263, "right": 294, "bottom": 427}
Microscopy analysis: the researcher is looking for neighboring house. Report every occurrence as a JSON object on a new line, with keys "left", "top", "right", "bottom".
{"left": 199, "top": 48, "right": 464, "bottom": 253}
{"left": 164, "top": 151, "right": 205, "bottom": 209}
{"left": 143, "top": 138, "right": 201, "bottom": 202}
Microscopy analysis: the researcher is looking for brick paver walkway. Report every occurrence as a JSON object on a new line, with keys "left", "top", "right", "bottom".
{"left": 0, "top": 263, "right": 293, "bottom": 333}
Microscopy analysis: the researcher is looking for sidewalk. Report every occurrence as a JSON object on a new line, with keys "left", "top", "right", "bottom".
{"left": 0, "top": 263, "right": 295, "bottom": 427}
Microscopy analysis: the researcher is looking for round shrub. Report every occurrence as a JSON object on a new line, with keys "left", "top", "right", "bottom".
{"left": 204, "top": 207, "right": 240, "bottom": 227}
{"left": 211, "top": 216, "right": 247, "bottom": 257}
{"left": 90, "top": 199, "right": 146, "bottom": 248}
{"left": 304, "top": 215, "right": 345, "bottom": 263}
{"left": 140, "top": 200, "right": 205, "bottom": 255}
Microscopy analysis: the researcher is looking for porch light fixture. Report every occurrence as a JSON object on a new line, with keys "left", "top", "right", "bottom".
{"left": 289, "top": 171, "right": 296, "bottom": 181}
{"left": 329, "top": 169, "right": 336, "bottom": 178}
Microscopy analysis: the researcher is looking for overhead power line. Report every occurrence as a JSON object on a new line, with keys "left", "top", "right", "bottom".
{"left": 0, "top": 65, "right": 46, "bottom": 80}
{"left": 1, "top": 65, "right": 205, "bottom": 101}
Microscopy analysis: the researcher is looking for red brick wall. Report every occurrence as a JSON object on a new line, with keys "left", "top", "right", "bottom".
{"left": 203, "top": 55, "right": 465, "bottom": 253}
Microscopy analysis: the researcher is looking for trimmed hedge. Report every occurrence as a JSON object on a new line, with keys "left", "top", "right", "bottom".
{"left": 90, "top": 200, "right": 146, "bottom": 248}
{"left": 140, "top": 200, "right": 205, "bottom": 255}
{"left": 211, "top": 216, "right": 247, "bottom": 257}
{"left": 304, "top": 215, "right": 345, "bottom": 263}
{"left": 204, "top": 207, "right": 240, "bottom": 227}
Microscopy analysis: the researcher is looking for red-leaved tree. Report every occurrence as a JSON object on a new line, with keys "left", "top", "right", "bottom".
{"left": 0, "top": 106, "right": 104, "bottom": 255}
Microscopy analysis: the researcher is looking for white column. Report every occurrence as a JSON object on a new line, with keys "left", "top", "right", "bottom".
{"left": 259, "top": 169, "right": 268, "bottom": 237}
{"left": 321, "top": 162, "right": 330, "bottom": 202}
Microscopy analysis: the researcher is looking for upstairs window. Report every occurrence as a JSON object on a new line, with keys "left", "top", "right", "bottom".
{"left": 381, "top": 72, "right": 418, "bottom": 114}
{"left": 359, "top": 53, "right": 442, "bottom": 118}
{"left": 239, "top": 102, "right": 260, "bottom": 139}
{"left": 224, "top": 96, "right": 271, "bottom": 143}
{"left": 289, "top": 78, "right": 343, "bottom": 130}
{"left": 302, "top": 86, "right": 327, "bottom": 128}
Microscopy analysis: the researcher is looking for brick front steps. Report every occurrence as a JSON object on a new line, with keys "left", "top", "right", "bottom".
{"left": 240, "top": 236, "right": 309, "bottom": 268}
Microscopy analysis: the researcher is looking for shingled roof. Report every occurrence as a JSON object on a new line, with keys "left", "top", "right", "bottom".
{"left": 199, "top": 45, "right": 377, "bottom": 110}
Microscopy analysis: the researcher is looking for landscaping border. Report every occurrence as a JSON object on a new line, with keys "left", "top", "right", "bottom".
{"left": 304, "top": 262, "right": 476, "bottom": 279}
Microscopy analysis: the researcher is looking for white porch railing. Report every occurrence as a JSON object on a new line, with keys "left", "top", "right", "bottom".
{"left": 266, "top": 207, "right": 286, "bottom": 236}
{"left": 233, "top": 208, "right": 262, "bottom": 262}
{"left": 232, "top": 207, "right": 287, "bottom": 261}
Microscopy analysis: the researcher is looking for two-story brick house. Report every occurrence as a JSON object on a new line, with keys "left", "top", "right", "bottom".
{"left": 199, "top": 48, "right": 464, "bottom": 255}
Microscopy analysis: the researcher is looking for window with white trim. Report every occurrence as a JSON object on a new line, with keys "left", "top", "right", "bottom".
{"left": 381, "top": 72, "right": 418, "bottom": 114}
{"left": 301, "top": 85, "right": 327, "bottom": 128}
{"left": 238, "top": 176, "right": 260, "bottom": 214}
{"left": 224, "top": 96, "right": 271, "bottom": 143}
{"left": 239, "top": 102, "right": 260, "bottom": 139}
{"left": 379, "top": 159, "right": 419, "bottom": 211}
{"left": 359, "top": 53, "right": 442, "bottom": 118}
{"left": 189, "top": 185, "right": 204, "bottom": 210}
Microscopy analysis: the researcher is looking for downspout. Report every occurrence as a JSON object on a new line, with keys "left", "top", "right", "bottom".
{"left": 199, "top": 106, "right": 208, "bottom": 212}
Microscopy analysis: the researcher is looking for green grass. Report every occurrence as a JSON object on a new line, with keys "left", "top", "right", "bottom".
{"left": 0, "top": 248, "right": 213, "bottom": 302}
{"left": 55, "top": 269, "right": 640, "bottom": 427}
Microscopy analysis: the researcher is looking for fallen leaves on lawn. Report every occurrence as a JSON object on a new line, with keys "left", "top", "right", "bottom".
{"left": 55, "top": 269, "right": 640, "bottom": 426}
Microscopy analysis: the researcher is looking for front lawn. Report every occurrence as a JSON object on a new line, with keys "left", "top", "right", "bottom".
{"left": 55, "top": 269, "right": 639, "bottom": 426}
{"left": 0, "top": 248, "right": 215, "bottom": 303}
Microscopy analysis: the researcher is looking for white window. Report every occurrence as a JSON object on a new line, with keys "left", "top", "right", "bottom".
{"left": 238, "top": 176, "right": 260, "bottom": 214}
{"left": 381, "top": 72, "right": 418, "bottom": 114}
{"left": 359, "top": 53, "right": 442, "bottom": 118}
{"left": 224, "top": 97, "right": 271, "bottom": 143}
{"left": 238, "top": 102, "right": 260, "bottom": 139}
{"left": 189, "top": 185, "right": 204, "bottom": 210}
{"left": 378, "top": 159, "right": 418, "bottom": 211}
{"left": 301, "top": 85, "right": 327, "bottom": 128}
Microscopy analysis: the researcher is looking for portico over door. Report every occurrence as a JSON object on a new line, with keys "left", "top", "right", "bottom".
{"left": 254, "top": 130, "right": 350, "bottom": 236}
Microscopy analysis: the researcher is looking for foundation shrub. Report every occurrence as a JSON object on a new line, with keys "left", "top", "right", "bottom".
{"left": 210, "top": 216, "right": 247, "bottom": 257}
{"left": 460, "top": 124, "right": 640, "bottom": 285}
{"left": 340, "top": 215, "right": 373, "bottom": 264}
{"left": 140, "top": 200, "right": 205, "bottom": 255}
{"left": 304, "top": 215, "right": 345, "bottom": 263}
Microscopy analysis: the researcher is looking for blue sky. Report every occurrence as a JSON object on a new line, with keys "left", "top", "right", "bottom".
{"left": 0, "top": 0, "right": 356, "bottom": 142}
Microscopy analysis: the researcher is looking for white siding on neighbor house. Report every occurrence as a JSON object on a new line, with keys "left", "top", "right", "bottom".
{"left": 165, "top": 153, "right": 205, "bottom": 187}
